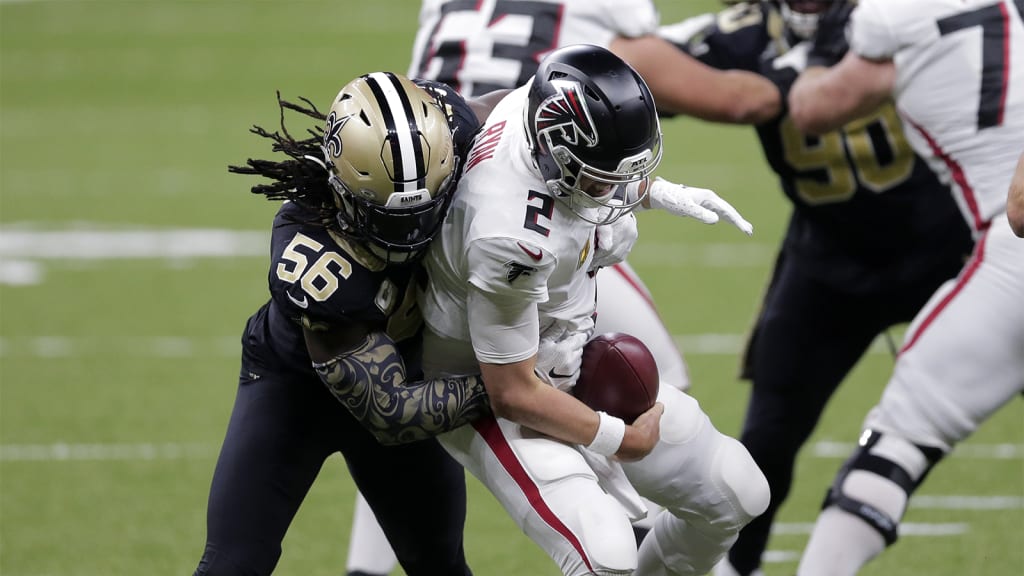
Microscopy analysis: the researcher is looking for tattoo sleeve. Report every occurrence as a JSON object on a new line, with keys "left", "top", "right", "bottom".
{"left": 312, "top": 331, "right": 491, "bottom": 445}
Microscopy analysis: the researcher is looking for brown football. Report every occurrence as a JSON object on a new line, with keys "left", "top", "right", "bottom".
{"left": 573, "top": 333, "right": 659, "bottom": 424}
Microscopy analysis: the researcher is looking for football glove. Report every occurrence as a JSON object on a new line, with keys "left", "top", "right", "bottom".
{"left": 590, "top": 210, "right": 639, "bottom": 273}
{"left": 648, "top": 177, "right": 754, "bottom": 235}
{"left": 807, "top": 0, "right": 856, "bottom": 68}
{"left": 535, "top": 326, "right": 591, "bottom": 391}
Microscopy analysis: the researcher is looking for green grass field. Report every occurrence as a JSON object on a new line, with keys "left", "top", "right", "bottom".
{"left": 1, "top": 1, "right": 1021, "bottom": 575}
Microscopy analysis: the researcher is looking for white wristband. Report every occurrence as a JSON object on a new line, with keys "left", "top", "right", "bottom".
{"left": 586, "top": 411, "right": 626, "bottom": 456}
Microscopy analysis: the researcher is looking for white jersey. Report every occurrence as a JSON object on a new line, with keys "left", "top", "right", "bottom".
{"left": 851, "top": 0, "right": 1024, "bottom": 234}
{"left": 408, "top": 0, "right": 659, "bottom": 96}
{"left": 421, "top": 84, "right": 599, "bottom": 363}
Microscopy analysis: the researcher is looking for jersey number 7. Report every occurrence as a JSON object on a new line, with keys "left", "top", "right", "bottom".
{"left": 937, "top": 0, "right": 1024, "bottom": 130}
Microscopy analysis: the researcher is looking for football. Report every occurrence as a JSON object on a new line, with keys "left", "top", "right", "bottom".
{"left": 573, "top": 332, "right": 659, "bottom": 423}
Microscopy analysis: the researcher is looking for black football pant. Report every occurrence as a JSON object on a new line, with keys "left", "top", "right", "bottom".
{"left": 726, "top": 249, "right": 964, "bottom": 576}
{"left": 193, "top": 356, "right": 471, "bottom": 576}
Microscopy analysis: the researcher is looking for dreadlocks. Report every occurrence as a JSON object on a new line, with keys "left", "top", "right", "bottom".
{"left": 229, "top": 92, "right": 336, "bottom": 221}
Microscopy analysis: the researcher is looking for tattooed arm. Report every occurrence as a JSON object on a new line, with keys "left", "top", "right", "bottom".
{"left": 305, "top": 326, "right": 491, "bottom": 445}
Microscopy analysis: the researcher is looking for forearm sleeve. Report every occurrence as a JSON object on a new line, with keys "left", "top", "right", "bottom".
{"left": 313, "top": 331, "right": 491, "bottom": 445}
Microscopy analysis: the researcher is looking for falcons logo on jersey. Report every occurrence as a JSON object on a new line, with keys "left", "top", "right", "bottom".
{"left": 535, "top": 79, "right": 599, "bottom": 148}
{"left": 504, "top": 260, "right": 537, "bottom": 283}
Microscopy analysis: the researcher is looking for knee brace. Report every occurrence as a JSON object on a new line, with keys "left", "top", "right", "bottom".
{"left": 822, "top": 429, "right": 944, "bottom": 545}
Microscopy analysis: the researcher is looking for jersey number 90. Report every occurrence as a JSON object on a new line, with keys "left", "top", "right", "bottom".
{"left": 781, "top": 104, "right": 914, "bottom": 204}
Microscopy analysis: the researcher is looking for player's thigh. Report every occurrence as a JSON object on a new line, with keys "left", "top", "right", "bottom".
{"left": 622, "top": 387, "right": 769, "bottom": 532}
{"left": 596, "top": 262, "right": 689, "bottom": 391}
{"left": 868, "top": 224, "right": 1024, "bottom": 450}
{"left": 200, "top": 370, "right": 335, "bottom": 574}
{"left": 747, "top": 256, "right": 882, "bottom": 398}
{"left": 441, "top": 416, "right": 637, "bottom": 576}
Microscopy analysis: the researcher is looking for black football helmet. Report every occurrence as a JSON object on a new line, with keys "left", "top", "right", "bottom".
{"left": 321, "top": 72, "right": 458, "bottom": 264}
{"left": 525, "top": 44, "right": 662, "bottom": 224}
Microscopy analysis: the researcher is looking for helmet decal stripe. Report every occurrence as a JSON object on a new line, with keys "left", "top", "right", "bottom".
{"left": 364, "top": 72, "right": 427, "bottom": 193}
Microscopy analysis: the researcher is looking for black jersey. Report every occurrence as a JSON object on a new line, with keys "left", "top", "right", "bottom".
{"left": 242, "top": 81, "right": 481, "bottom": 377}
{"left": 662, "top": 3, "right": 972, "bottom": 292}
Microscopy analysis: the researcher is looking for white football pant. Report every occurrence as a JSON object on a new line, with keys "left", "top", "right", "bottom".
{"left": 424, "top": 330, "right": 770, "bottom": 576}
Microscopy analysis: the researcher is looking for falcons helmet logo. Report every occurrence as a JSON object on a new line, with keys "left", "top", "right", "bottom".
{"left": 534, "top": 79, "right": 599, "bottom": 148}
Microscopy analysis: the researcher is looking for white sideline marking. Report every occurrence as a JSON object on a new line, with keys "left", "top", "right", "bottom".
{"left": 0, "top": 228, "right": 267, "bottom": 260}
{"left": 673, "top": 333, "right": 899, "bottom": 356}
{"left": 763, "top": 550, "right": 801, "bottom": 564}
{"left": 762, "top": 523, "right": 972, "bottom": 564}
{"left": 0, "top": 334, "right": 904, "bottom": 358}
{"left": 0, "top": 336, "right": 241, "bottom": 358}
{"left": 813, "top": 440, "right": 1023, "bottom": 460}
{"left": 3, "top": 441, "right": 1019, "bottom": 466}
{"left": 0, "top": 442, "right": 216, "bottom": 461}
{"left": 772, "top": 523, "right": 969, "bottom": 536}
{"left": 909, "top": 495, "right": 1024, "bottom": 510}
{"left": 0, "top": 227, "right": 772, "bottom": 285}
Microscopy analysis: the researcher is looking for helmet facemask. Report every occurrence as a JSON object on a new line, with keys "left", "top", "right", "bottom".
{"left": 543, "top": 140, "right": 659, "bottom": 225}
{"left": 321, "top": 72, "right": 458, "bottom": 265}
{"left": 779, "top": 0, "right": 831, "bottom": 40}
{"left": 328, "top": 165, "right": 456, "bottom": 264}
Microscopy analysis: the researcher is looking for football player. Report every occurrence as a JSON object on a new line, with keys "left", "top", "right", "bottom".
{"left": 348, "top": 2, "right": 782, "bottom": 570}
{"left": 415, "top": 44, "right": 769, "bottom": 576}
{"left": 193, "top": 73, "right": 502, "bottom": 576}
{"left": 789, "top": 1, "right": 1024, "bottom": 574}
{"left": 658, "top": 2, "right": 976, "bottom": 574}
{"left": 409, "top": 0, "right": 787, "bottom": 123}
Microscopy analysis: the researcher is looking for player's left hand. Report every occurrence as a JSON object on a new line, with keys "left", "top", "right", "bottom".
{"left": 808, "top": 0, "right": 856, "bottom": 67}
{"left": 648, "top": 177, "right": 754, "bottom": 235}
{"left": 535, "top": 329, "right": 589, "bottom": 390}
{"left": 590, "top": 210, "right": 638, "bottom": 272}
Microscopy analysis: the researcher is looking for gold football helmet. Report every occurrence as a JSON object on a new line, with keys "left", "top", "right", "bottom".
{"left": 322, "top": 72, "right": 457, "bottom": 263}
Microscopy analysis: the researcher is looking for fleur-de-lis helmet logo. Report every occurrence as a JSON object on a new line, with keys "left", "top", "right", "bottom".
{"left": 534, "top": 79, "right": 599, "bottom": 148}
{"left": 323, "top": 110, "right": 350, "bottom": 159}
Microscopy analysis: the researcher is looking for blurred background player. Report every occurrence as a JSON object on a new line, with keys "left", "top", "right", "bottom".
{"left": 658, "top": 2, "right": 975, "bottom": 574}
{"left": 194, "top": 73, "right": 503, "bottom": 576}
{"left": 788, "top": 0, "right": 1024, "bottom": 573}
{"left": 345, "top": 2, "right": 797, "bottom": 571}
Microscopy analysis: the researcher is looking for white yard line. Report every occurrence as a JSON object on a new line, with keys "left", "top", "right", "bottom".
{"left": 0, "top": 333, "right": 901, "bottom": 357}
{"left": 3, "top": 440, "right": 1019, "bottom": 466}
{"left": 771, "top": 522, "right": 970, "bottom": 536}
{"left": 813, "top": 440, "right": 1023, "bottom": 460}
{"left": 0, "top": 227, "right": 773, "bottom": 286}
{"left": 0, "top": 442, "right": 216, "bottom": 461}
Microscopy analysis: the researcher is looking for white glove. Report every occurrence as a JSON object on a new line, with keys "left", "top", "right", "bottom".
{"left": 773, "top": 40, "right": 811, "bottom": 73}
{"left": 648, "top": 177, "right": 754, "bottom": 235}
{"left": 535, "top": 327, "right": 590, "bottom": 391}
{"left": 590, "top": 211, "right": 638, "bottom": 273}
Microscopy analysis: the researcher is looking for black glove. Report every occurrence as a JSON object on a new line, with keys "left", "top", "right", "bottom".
{"left": 762, "top": 64, "right": 799, "bottom": 117}
{"left": 807, "top": 0, "right": 857, "bottom": 68}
